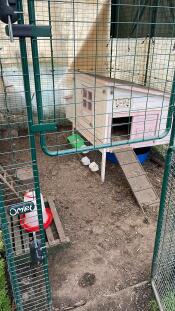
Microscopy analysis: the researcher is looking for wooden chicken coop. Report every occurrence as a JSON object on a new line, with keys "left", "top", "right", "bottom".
{"left": 66, "top": 72, "right": 170, "bottom": 182}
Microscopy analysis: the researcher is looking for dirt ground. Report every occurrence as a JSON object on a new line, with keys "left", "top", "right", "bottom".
{"left": 35, "top": 139, "right": 163, "bottom": 311}
{"left": 0, "top": 133, "right": 164, "bottom": 310}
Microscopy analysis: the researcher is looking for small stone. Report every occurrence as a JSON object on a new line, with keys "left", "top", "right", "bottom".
{"left": 92, "top": 226, "right": 104, "bottom": 235}
{"left": 85, "top": 219, "right": 93, "bottom": 224}
{"left": 16, "top": 167, "right": 33, "bottom": 183}
{"left": 111, "top": 211, "right": 117, "bottom": 216}
{"left": 78, "top": 272, "right": 96, "bottom": 288}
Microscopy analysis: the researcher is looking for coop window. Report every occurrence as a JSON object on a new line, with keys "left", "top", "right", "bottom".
{"left": 82, "top": 88, "right": 93, "bottom": 111}
{"left": 111, "top": 116, "right": 132, "bottom": 140}
{"left": 83, "top": 99, "right": 87, "bottom": 108}
{"left": 88, "top": 102, "right": 92, "bottom": 111}
{"left": 83, "top": 89, "right": 87, "bottom": 98}
{"left": 88, "top": 91, "right": 92, "bottom": 100}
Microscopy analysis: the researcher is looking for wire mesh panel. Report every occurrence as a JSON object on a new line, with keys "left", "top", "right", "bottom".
{"left": 23, "top": 0, "right": 175, "bottom": 156}
{"left": 0, "top": 1, "right": 175, "bottom": 156}
{"left": 0, "top": 120, "right": 52, "bottom": 309}
{"left": 0, "top": 0, "right": 175, "bottom": 310}
{"left": 0, "top": 87, "right": 52, "bottom": 310}
{"left": 0, "top": 2, "right": 52, "bottom": 309}
{"left": 152, "top": 139, "right": 175, "bottom": 311}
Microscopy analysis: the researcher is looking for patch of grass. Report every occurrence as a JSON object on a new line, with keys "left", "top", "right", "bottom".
{"left": 149, "top": 299, "right": 159, "bottom": 311}
{"left": 163, "top": 291, "right": 175, "bottom": 309}
{"left": 0, "top": 231, "right": 4, "bottom": 255}
{"left": 0, "top": 231, "right": 11, "bottom": 310}
{"left": 0, "top": 259, "right": 11, "bottom": 311}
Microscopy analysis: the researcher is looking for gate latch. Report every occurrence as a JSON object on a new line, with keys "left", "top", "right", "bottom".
{"left": 0, "top": 0, "right": 18, "bottom": 24}
{"left": 0, "top": 0, "right": 18, "bottom": 42}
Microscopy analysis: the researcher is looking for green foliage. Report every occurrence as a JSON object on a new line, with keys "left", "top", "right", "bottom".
{"left": 0, "top": 289, "right": 11, "bottom": 311}
{"left": 0, "top": 231, "right": 5, "bottom": 254}
{"left": 0, "top": 259, "right": 11, "bottom": 311}
{"left": 149, "top": 299, "right": 159, "bottom": 311}
{"left": 163, "top": 291, "right": 175, "bottom": 309}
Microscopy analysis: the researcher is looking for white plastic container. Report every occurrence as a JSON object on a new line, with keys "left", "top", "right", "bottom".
{"left": 24, "top": 191, "right": 47, "bottom": 228}
{"left": 89, "top": 162, "right": 99, "bottom": 172}
{"left": 81, "top": 156, "right": 91, "bottom": 166}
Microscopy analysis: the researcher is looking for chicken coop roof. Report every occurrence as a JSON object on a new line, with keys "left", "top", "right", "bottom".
{"left": 78, "top": 72, "right": 170, "bottom": 98}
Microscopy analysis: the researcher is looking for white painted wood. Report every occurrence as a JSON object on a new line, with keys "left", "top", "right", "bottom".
{"left": 66, "top": 72, "right": 171, "bottom": 155}
{"left": 101, "top": 149, "right": 107, "bottom": 183}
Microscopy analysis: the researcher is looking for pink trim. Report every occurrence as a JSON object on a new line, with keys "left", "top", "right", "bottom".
{"left": 64, "top": 95, "right": 73, "bottom": 100}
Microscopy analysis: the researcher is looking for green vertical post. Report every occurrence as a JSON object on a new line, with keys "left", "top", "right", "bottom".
{"left": 17, "top": 0, "right": 52, "bottom": 308}
{"left": 0, "top": 188, "right": 23, "bottom": 311}
{"left": 27, "top": 0, "right": 44, "bottom": 124}
{"left": 27, "top": 0, "right": 55, "bottom": 161}
{"left": 144, "top": 0, "right": 159, "bottom": 86}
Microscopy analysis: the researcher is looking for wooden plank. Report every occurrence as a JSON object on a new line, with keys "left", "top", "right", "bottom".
{"left": 114, "top": 150, "right": 137, "bottom": 165}
{"left": 122, "top": 162, "right": 145, "bottom": 179}
{"left": 12, "top": 217, "right": 23, "bottom": 256}
{"left": 48, "top": 197, "right": 67, "bottom": 243}
{"left": 134, "top": 188, "right": 159, "bottom": 206}
{"left": 45, "top": 226, "right": 55, "bottom": 246}
{"left": 21, "top": 229, "right": 30, "bottom": 253}
{"left": 113, "top": 148, "right": 159, "bottom": 208}
{"left": 6, "top": 212, "right": 14, "bottom": 253}
{"left": 128, "top": 175, "right": 152, "bottom": 192}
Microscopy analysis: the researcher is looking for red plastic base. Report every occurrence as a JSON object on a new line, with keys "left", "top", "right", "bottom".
{"left": 20, "top": 208, "right": 53, "bottom": 233}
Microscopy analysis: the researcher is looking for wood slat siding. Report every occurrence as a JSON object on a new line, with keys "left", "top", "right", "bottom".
{"left": 67, "top": 72, "right": 171, "bottom": 149}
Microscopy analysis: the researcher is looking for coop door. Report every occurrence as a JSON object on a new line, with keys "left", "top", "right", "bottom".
{"left": 131, "top": 112, "right": 159, "bottom": 142}
{"left": 111, "top": 116, "right": 132, "bottom": 141}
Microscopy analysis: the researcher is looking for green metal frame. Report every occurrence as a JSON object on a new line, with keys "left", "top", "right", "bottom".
{"left": 17, "top": 0, "right": 52, "bottom": 307}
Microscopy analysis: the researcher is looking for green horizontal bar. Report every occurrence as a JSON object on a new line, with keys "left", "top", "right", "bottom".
{"left": 41, "top": 126, "right": 171, "bottom": 157}
{"left": 31, "top": 123, "right": 57, "bottom": 133}
{"left": 32, "top": 25, "right": 51, "bottom": 37}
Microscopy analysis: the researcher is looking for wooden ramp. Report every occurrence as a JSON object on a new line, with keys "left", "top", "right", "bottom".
{"left": 113, "top": 147, "right": 159, "bottom": 208}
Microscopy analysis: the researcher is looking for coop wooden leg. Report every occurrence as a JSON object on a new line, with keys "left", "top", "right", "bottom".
{"left": 101, "top": 150, "right": 106, "bottom": 183}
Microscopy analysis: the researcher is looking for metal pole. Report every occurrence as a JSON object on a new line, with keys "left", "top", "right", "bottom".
{"left": 17, "top": 0, "right": 52, "bottom": 307}
{"left": 151, "top": 71, "right": 175, "bottom": 276}
{"left": 144, "top": 0, "right": 159, "bottom": 86}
